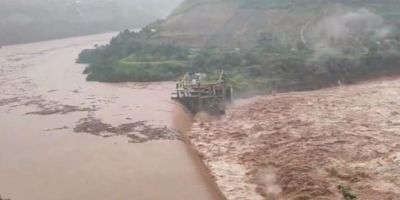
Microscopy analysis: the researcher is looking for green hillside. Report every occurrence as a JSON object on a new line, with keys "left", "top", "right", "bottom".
{"left": 78, "top": 0, "right": 400, "bottom": 96}
{"left": 161, "top": 0, "right": 400, "bottom": 48}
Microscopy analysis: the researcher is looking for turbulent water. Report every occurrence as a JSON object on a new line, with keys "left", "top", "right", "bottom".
{"left": 0, "top": 33, "right": 224, "bottom": 200}
{"left": 190, "top": 79, "right": 400, "bottom": 200}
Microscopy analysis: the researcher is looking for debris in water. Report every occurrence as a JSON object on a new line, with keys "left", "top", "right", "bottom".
{"left": 74, "top": 116, "right": 180, "bottom": 143}
{"left": 0, "top": 97, "right": 19, "bottom": 107}
{"left": 26, "top": 105, "right": 92, "bottom": 115}
{"left": 21, "top": 96, "right": 95, "bottom": 115}
{"left": 338, "top": 185, "right": 357, "bottom": 200}
{"left": 43, "top": 126, "right": 70, "bottom": 132}
{"left": 189, "top": 79, "right": 400, "bottom": 200}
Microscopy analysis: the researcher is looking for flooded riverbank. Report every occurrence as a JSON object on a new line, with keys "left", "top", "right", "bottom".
{"left": 0, "top": 33, "right": 224, "bottom": 200}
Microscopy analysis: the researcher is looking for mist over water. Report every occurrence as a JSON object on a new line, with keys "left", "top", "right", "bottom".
{"left": 310, "top": 8, "right": 392, "bottom": 60}
{"left": 257, "top": 166, "right": 283, "bottom": 200}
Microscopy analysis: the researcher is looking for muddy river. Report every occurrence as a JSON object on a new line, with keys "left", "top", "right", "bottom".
{"left": 0, "top": 34, "right": 224, "bottom": 200}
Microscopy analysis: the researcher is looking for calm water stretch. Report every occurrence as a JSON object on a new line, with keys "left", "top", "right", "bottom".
{"left": 0, "top": 33, "right": 224, "bottom": 200}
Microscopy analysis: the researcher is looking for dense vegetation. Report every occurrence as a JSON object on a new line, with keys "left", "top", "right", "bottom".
{"left": 78, "top": 0, "right": 400, "bottom": 96}
{"left": 79, "top": 27, "right": 400, "bottom": 95}
{"left": 185, "top": 31, "right": 400, "bottom": 95}
{"left": 78, "top": 28, "right": 190, "bottom": 82}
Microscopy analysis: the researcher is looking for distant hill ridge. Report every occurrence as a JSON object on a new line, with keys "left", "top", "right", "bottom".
{"left": 77, "top": 0, "right": 400, "bottom": 94}
{"left": 158, "top": 0, "right": 400, "bottom": 48}
{"left": 0, "top": 0, "right": 182, "bottom": 45}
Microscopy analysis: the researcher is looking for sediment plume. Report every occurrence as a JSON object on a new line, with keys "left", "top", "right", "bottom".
{"left": 172, "top": 103, "right": 194, "bottom": 135}
{"left": 172, "top": 103, "right": 227, "bottom": 200}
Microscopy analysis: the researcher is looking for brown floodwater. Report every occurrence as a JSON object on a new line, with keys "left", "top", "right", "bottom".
{"left": 0, "top": 33, "right": 224, "bottom": 200}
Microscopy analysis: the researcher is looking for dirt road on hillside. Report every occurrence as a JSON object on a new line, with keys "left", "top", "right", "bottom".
{"left": 189, "top": 79, "right": 400, "bottom": 200}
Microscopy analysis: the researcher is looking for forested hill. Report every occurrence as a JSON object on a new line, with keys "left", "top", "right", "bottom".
{"left": 0, "top": 0, "right": 182, "bottom": 45}
{"left": 78, "top": 0, "right": 400, "bottom": 96}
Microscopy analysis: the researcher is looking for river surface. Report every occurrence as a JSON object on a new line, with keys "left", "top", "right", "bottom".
{"left": 0, "top": 33, "right": 224, "bottom": 200}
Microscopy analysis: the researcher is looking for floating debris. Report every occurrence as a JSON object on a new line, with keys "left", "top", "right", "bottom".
{"left": 74, "top": 117, "right": 180, "bottom": 143}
